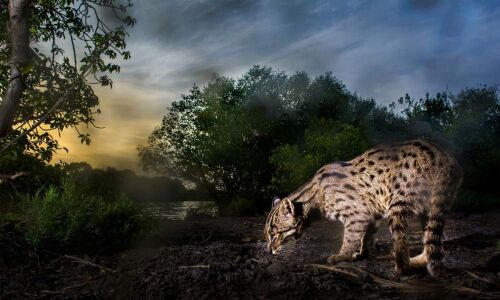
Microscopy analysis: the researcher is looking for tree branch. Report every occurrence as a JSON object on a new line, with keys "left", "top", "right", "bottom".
{"left": 1, "top": 90, "right": 66, "bottom": 153}
{"left": 0, "top": 172, "right": 25, "bottom": 180}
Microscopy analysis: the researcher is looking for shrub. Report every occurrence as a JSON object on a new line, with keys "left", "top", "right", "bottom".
{"left": 270, "top": 119, "right": 369, "bottom": 193}
{"left": 22, "top": 178, "right": 144, "bottom": 254}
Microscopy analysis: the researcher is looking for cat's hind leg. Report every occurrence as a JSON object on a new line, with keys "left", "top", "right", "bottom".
{"left": 387, "top": 200, "right": 412, "bottom": 275}
{"left": 409, "top": 213, "right": 428, "bottom": 270}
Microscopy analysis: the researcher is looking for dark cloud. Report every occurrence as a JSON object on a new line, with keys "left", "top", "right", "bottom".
{"left": 119, "top": 0, "right": 500, "bottom": 103}
{"left": 57, "top": 0, "right": 500, "bottom": 170}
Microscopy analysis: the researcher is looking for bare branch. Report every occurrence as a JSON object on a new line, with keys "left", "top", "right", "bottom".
{"left": 0, "top": 172, "right": 26, "bottom": 180}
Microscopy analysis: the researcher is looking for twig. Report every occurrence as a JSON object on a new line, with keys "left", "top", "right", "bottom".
{"left": 178, "top": 264, "right": 210, "bottom": 269}
{"left": 40, "top": 282, "right": 89, "bottom": 295}
{"left": 306, "top": 264, "right": 497, "bottom": 298}
{"left": 0, "top": 172, "right": 25, "bottom": 180}
{"left": 62, "top": 255, "right": 116, "bottom": 273}
{"left": 349, "top": 266, "right": 490, "bottom": 296}
{"left": 198, "top": 231, "right": 212, "bottom": 245}
{"left": 305, "top": 264, "right": 360, "bottom": 278}
{"left": 466, "top": 271, "right": 500, "bottom": 289}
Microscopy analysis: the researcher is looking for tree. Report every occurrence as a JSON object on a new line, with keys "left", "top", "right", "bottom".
{"left": 0, "top": 0, "right": 135, "bottom": 162}
{"left": 397, "top": 86, "right": 500, "bottom": 209}
{"left": 270, "top": 119, "right": 369, "bottom": 193}
{"left": 139, "top": 66, "right": 375, "bottom": 210}
{"left": 141, "top": 65, "right": 500, "bottom": 214}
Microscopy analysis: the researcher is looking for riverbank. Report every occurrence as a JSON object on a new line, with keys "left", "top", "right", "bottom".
{"left": 2, "top": 212, "right": 500, "bottom": 299}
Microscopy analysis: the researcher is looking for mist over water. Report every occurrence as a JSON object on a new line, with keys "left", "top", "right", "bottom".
{"left": 142, "top": 201, "right": 218, "bottom": 220}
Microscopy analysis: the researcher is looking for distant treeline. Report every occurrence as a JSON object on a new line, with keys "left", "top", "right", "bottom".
{"left": 0, "top": 160, "right": 207, "bottom": 204}
{"left": 63, "top": 163, "right": 209, "bottom": 203}
{"left": 139, "top": 66, "right": 500, "bottom": 213}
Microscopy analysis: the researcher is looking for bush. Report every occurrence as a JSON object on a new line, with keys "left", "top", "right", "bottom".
{"left": 270, "top": 119, "right": 369, "bottom": 193}
{"left": 22, "top": 178, "right": 144, "bottom": 254}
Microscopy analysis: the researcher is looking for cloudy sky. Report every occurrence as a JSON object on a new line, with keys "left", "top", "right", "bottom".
{"left": 53, "top": 0, "right": 500, "bottom": 172}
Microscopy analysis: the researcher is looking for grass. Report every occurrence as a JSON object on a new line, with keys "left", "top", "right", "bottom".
{"left": 21, "top": 178, "right": 145, "bottom": 254}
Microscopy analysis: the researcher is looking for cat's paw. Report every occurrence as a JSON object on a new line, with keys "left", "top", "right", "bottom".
{"left": 352, "top": 251, "right": 368, "bottom": 261}
{"left": 327, "top": 254, "right": 352, "bottom": 264}
{"left": 394, "top": 264, "right": 410, "bottom": 276}
{"left": 428, "top": 265, "right": 448, "bottom": 280}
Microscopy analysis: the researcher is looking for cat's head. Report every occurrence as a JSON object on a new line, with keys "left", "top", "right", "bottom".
{"left": 264, "top": 197, "right": 304, "bottom": 254}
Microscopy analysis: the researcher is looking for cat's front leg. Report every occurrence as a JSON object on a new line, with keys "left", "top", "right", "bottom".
{"left": 327, "top": 219, "right": 371, "bottom": 264}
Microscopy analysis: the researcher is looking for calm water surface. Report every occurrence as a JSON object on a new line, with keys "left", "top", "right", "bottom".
{"left": 143, "top": 201, "right": 218, "bottom": 220}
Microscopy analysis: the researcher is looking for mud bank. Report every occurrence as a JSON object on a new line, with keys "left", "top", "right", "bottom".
{"left": 2, "top": 212, "right": 500, "bottom": 299}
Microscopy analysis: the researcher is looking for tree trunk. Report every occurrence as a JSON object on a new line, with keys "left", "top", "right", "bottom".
{"left": 0, "top": 0, "right": 31, "bottom": 138}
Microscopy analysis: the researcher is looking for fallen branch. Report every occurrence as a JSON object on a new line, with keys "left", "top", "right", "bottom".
{"left": 178, "top": 264, "right": 210, "bottom": 269}
{"left": 0, "top": 172, "right": 25, "bottom": 180}
{"left": 466, "top": 271, "right": 500, "bottom": 289}
{"left": 306, "top": 264, "right": 498, "bottom": 298}
{"left": 62, "top": 255, "right": 116, "bottom": 273}
{"left": 40, "top": 282, "right": 89, "bottom": 295}
{"left": 305, "top": 264, "right": 360, "bottom": 279}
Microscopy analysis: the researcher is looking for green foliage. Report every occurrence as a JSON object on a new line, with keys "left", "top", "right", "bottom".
{"left": 141, "top": 66, "right": 499, "bottom": 215}
{"left": 271, "top": 119, "right": 369, "bottom": 193}
{"left": 0, "top": 0, "right": 135, "bottom": 161}
{"left": 401, "top": 86, "right": 500, "bottom": 196}
{"left": 140, "top": 66, "right": 381, "bottom": 212}
{"left": 22, "top": 178, "right": 142, "bottom": 254}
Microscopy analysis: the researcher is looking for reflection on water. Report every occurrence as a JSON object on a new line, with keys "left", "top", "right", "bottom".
{"left": 143, "top": 201, "right": 218, "bottom": 220}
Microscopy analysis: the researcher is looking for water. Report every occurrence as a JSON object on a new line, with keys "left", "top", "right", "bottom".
{"left": 142, "top": 201, "right": 218, "bottom": 220}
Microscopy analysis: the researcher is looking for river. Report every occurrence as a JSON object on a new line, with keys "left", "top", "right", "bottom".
{"left": 142, "top": 201, "right": 218, "bottom": 220}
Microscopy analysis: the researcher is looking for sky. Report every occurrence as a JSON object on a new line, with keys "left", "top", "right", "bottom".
{"left": 53, "top": 0, "right": 500, "bottom": 173}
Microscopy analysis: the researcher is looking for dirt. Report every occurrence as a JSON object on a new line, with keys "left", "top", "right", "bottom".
{"left": 2, "top": 212, "right": 500, "bottom": 299}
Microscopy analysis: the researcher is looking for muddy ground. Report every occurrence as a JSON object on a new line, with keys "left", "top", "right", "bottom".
{"left": 1, "top": 211, "right": 500, "bottom": 299}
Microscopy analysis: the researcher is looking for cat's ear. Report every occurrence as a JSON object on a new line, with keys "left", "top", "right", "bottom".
{"left": 272, "top": 196, "right": 281, "bottom": 207}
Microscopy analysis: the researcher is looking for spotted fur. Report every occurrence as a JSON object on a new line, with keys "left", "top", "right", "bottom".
{"left": 264, "top": 139, "right": 462, "bottom": 278}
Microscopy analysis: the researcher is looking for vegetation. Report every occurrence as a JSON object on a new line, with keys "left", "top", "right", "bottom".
{"left": 140, "top": 66, "right": 500, "bottom": 213}
{"left": 0, "top": 0, "right": 134, "bottom": 162}
{"left": 62, "top": 162, "right": 209, "bottom": 203}
{"left": 21, "top": 178, "right": 143, "bottom": 254}
{"left": 0, "top": 1, "right": 142, "bottom": 255}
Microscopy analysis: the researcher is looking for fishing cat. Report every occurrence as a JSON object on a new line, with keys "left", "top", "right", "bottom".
{"left": 264, "top": 140, "right": 462, "bottom": 277}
